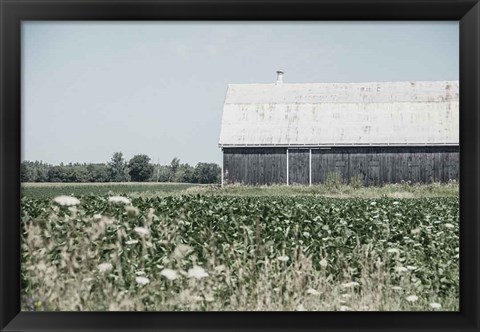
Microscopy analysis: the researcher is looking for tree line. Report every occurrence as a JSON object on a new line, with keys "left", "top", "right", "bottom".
{"left": 21, "top": 152, "right": 221, "bottom": 184}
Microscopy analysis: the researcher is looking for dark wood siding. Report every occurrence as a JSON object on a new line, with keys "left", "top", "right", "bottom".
{"left": 288, "top": 149, "right": 309, "bottom": 185}
{"left": 311, "top": 149, "right": 349, "bottom": 183}
{"left": 223, "top": 148, "right": 287, "bottom": 185}
{"left": 311, "top": 146, "right": 458, "bottom": 185}
{"left": 223, "top": 146, "right": 459, "bottom": 186}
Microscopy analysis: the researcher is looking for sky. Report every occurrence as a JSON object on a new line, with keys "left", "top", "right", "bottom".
{"left": 22, "top": 21, "right": 459, "bottom": 166}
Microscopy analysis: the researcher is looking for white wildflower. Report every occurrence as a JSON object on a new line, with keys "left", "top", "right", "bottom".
{"left": 133, "top": 227, "right": 150, "bottom": 237}
{"left": 395, "top": 266, "right": 408, "bottom": 273}
{"left": 125, "top": 205, "right": 139, "bottom": 216}
{"left": 406, "top": 295, "right": 418, "bottom": 302}
{"left": 392, "top": 201, "right": 400, "bottom": 205}
{"left": 53, "top": 195, "right": 80, "bottom": 206}
{"left": 429, "top": 302, "right": 442, "bottom": 309}
{"left": 319, "top": 258, "right": 328, "bottom": 267}
{"left": 341, "top": 281, "right": 359, "bottom": 288}
{"left": 172, "top": 244, "right": 193, "bottom": 260}
{"left": 135, "top": 276, "right": 150, "bottom": 285}
{"left": 411, "top": 228, "right": 421, "bottom": 235}
{"left": 125, "top": 239, "right": 139, "bottom": 245}
{"left": 277, "top": 255, "right": 289, "bottom": 262}
{"left": 188, "top": 265, "right": 209, "bottom": 279}
{"left": 407, "top": 265, "right": 417, "bottom": 270}
{"left": 160, "top": 268, "right": 178, "bottom": 281}
{"left": 296, "top": 304, "right": 306, "bottom": 311}
{"left": 97, "top": 262, "right": 113, "bottom": 273}
{"left": 370, "top": 201, "right": 377, "bottom": 206}
{"left": 214, "top": 265, "right": 226, "bottom": 273}
{"left": 108, "top": 196, "right": 131, "bottom": 205}
{"left": 444, "top": 223, "right": 455, "bottom": 229}
{"left": 204, "top": 294, "right": 214, "bottom": 302}
{"left": 190, "top": 295, "right": 203, "bottom": 303}
{"left": 306, "top": 288, "right": 320, "bottom": 296}
{"left": 37, "top": 262, "right": 46, "bottom": 271}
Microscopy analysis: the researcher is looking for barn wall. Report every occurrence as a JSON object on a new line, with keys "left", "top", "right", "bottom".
{"left": 223, "top": 148, "right": 287, "bottom": 185}
{"left": 288, "top": 149, "right": 309, "bottom": 185}
{"left": 311, "top": 149, "right": 349, "bottom": 184}
{"left": 222, "top": 146, "right": 459, "bottom": 185}
{"left": 313, "top": 146, "right": 459, "bottom": 185}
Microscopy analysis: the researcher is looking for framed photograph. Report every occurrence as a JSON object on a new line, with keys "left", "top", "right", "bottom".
{"left": 1, "top": 0, "right": 479, "bottom": 331}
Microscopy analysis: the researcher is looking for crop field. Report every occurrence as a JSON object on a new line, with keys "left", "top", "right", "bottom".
{"left": 21, "top": 182, "right": 203, "bottom": 200}
{"left": 21, "top": 181, "right": 459, "bottom": 199}
{"left": 21, "top": 184, "right": 459, "bottom": 311}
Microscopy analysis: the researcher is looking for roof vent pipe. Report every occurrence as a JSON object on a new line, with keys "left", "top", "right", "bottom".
{"left": 276, "top": 70, "right": 284, "bottom": 85}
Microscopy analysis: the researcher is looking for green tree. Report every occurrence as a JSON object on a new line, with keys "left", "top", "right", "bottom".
{"left": 128, "top": 154, "right": 154, "bottom": 182}
{"left": 174, "top": 163, "right": 195, "bottom": 183}
{"left": 69, "top": 164, "right": 90, "bottom": 182}
{"left": 21, "top": 162, "right": 35, "bottom": 182}
{"left": 107, "top": 152, "right": 130, "bottom": 182}
{"left": 21, "top": 161, "right": 51, "bottom": 182}
{"left": 47, "top": 166, "right": 70, "bottom": 182}
{"left": 151, "top": 165, "right": 172, "bottom": 182}
{"left": 193, "top": 163, "right": 221, "bottom": 184}
{"left": 169, "top": 157, "right": 180, "bottom": 181}
{"left": 87, "top": 164, "right": 110, "bottom": 182}
{"left": 33, "top": 161, "right": 50, "bottom": 182}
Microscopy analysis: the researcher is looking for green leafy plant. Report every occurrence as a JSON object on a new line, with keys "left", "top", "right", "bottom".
{"left": 20, "top": 192, "right": 459, "bottom": 311}
{"left": 325, "top": 172, "right": 343, "bottom": 189}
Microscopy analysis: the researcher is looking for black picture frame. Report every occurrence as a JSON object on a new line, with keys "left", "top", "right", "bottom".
{"left": 1, "top": 0, "right": 479, "bottom": 331}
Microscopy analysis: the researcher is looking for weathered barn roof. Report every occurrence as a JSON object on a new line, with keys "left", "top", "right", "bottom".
{"left": 219, "top": 80, "right": 459, "bottom": 147}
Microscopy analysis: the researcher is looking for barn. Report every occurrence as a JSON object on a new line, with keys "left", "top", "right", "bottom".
{"left": 218, "top": 72, "right": 459, "bottom": 186}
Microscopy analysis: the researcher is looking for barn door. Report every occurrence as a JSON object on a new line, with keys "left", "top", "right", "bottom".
{"left": 311, "top": 149, "right": 349, "bottom": 184}
{"left": 288, "top": 149, "right": 310, "bottom": 185}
